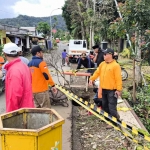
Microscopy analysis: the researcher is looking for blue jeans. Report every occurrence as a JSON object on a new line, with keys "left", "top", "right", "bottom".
{"left": 94, "top": 90, "right": 98, "bottom": 99}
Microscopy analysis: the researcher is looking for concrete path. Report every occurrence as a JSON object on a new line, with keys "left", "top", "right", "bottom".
{"left": 51, "top": 64, "right": 72, "bottom": 150}
{"left": 49, "top": 42, "right": 72, "bottom": 150}
{"left": 117, "top": 98, "right": 147, "bottom": 131}
{"left": 52, "top": 102, "right": 72, "bottom": 150}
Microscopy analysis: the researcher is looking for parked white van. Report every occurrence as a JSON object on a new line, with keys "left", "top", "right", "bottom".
{"left": 68, "top": 40, "right": 87, "bottom": 63}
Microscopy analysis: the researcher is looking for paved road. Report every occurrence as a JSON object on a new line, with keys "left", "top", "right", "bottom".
{"left": 0, "top": 42, "right": 72, "bottom": 150}
{"left": 50, "top": 42, "right": 72, "bottom": 150}
{"left": 0, "top": 93, "right": 5, "bottom": 114}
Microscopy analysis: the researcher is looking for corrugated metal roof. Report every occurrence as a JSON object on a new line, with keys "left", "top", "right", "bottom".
{"left": 29, "top": 35, "right": 44, "bottom": 39}
{"left": 0, "top": 23, "right": 28, "bottom": 32}
{"left": 20, "top": 27, "right": 35, "bottom": 32}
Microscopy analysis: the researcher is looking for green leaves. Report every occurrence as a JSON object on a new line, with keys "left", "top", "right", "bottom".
{"left": 36, "top": 22, "right": 50, "bottom": 38}
{"left": 122, "top": 88, "right": 131, "bottom": 99}
{"left": 133, "top": 86, "right": 150, "bottom": 132}
{"left": 0, "top": 45, "right": 3, "bottom": 56}
{"left": 87, "top": 8, "right": 94, "bottom": 17}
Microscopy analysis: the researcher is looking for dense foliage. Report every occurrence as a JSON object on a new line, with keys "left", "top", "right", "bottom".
{"left": 37, "top": 22, "right": 50, "bottom": 38}
{"left": 133, "top": 86, "right": 150, "bottom": 132}
{"left": 0, "top": 15, "right": 67, "bottom": 31}
{"left": 62, "top": 0, "right": 125, "bottom": 47}
{"left": 0, "top": 45, "right": 3, "bottom": 55}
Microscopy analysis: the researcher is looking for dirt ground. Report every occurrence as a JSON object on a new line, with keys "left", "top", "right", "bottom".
{"left": 71, "top": 88, "right": 136, "bottom": 150}
{"left": 72, "top": 106, "right": 137, "bottom": 150}
{"left": 70, "top": 64, "right": 137, "bottom": 150}
{"left": 118, "top": 58, "right": 150, "bottom": 88}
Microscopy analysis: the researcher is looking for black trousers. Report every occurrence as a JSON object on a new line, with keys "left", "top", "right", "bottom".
{"left": 102, "top": 89, "right": 118, "bottom": 119}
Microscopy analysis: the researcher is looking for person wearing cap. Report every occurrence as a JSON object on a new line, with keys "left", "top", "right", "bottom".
{"left": 2, "top": 46, "right": 29, "bottom": 82}
{"left": 89, "top": 51, "right": 95, "bottom": 61}
{"left": 2, "top": 43, "right": 34, "bottom": 112}
{"left": 28, "top": 45, "right": 57, "bottom": 108}
{"left": 76, "top": 53, "right": 94, "bottom": 71}
{"left": 89, "top": 48, "right": 122, "bottom": 129}
{"left": 92, "top": 44, "right": 104, "bottom": 67}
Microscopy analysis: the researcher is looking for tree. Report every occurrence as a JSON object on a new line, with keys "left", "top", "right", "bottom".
{"left": 53, "top": 29, "right": 65, "bottom": 40}
{"left": 36, "top": 22, "right": 50, "bottom": 38}
{"left": 62, "top": 1, "right": 72, "bottom": 33}
{"left": 111, "top": 0, "right": 150, "bottom": 102}
{"left": 52, "top": 17, "right": 58, "bottom": 29}
{"left": 117, "top": 0, "right": 150, "bottom": 85}
{"left": 62, "top": 0, "right": 96, "bottom": 48}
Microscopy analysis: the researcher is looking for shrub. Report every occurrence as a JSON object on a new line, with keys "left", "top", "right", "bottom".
{"left": 120, "top": 48, "right": 130, "bottom": 58}
{"left": 0, "top": 45, "right": 3, "bottom": 55}
{"left": 133, "top": 86, "right": 150, "bottom": 132}
{"left": 53, "top": 39, "right": 57, "bottom": 47}
{"left": 122, "top": 88, "right": 131, "bottom": 100}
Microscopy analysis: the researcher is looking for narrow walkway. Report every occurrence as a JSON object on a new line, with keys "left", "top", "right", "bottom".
{"left": 118, "top": 99, "right": 147, "bottom": 130}
{"left": 50, "top": 65, "right": 72, "bottom": 150}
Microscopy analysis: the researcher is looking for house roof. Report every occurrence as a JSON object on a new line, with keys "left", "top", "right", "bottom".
{"left": 29, "top": 35, "right": 44, "bottom": 39}
{"left": 0, "top": 23, "right": 28, "bottom": 33}
{"left": 20, "top": 27, "right": 36, "bottom": 32}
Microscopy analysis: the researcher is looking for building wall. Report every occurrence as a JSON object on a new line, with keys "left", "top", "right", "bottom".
{"left": 0, "top": 30, "right": 11, "bottom": 45}
{"left": 0, "top": 30, "right": 6, "bottom": 45}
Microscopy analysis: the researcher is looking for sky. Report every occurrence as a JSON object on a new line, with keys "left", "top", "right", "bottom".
{"left": 0, "top": 0, "right": 65, "bottom": 19}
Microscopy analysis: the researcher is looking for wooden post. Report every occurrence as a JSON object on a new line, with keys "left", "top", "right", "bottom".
{"left": 133, "top": 59, "right": 136, "bottom": 102}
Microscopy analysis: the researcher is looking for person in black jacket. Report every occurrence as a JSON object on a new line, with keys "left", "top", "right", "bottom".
{"left": 92, "top": 44, "right": 104, "bottom": 67}
{"left": 76, "top": 53, "right": 94, "bottom": 73}
{"left": 91, "top": 45, "right": 104, "bottom": 108}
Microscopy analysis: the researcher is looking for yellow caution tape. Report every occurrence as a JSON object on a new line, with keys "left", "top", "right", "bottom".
{"left": 117, "top": 107, "right": 132, "bottom": 112}
{"left": 55, "top": 84, "right": 150, "bottom": 147}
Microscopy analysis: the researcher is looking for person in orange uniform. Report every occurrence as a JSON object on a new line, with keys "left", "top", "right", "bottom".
{"left": 0, "top": 56, "right": 5, "bottom": 69}
{"left": 89, "top": 48, "right": 122, "bottom": 129}
{"left": 28, "top": 45, "right": 57, "bottom": 108}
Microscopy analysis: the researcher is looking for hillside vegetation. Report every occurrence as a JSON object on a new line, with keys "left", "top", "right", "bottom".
{"left": 0, "top": 15, "right": 67, "bottom": 30}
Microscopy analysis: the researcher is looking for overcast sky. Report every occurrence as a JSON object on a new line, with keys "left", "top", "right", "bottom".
{"left": 0, "top": 0, "right": 65, "bottom": 19}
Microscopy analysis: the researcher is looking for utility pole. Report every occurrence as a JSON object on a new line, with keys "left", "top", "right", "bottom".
{"left": 90, "top": 0, "right": 95, "bottom": 49}
{"left": 92, "top": 0, "right": 96, "bottom": 47}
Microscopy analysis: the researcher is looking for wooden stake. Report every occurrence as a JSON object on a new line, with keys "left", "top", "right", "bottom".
{"left": 133, "top": 59, "right": 136, "bottom": 102}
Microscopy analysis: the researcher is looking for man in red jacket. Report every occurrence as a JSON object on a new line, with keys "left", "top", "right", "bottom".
{"left": 3, "top": 43, "right": 34, "bottom": 112}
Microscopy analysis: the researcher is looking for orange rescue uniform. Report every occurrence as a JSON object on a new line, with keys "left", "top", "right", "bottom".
{"left": 0, "top": 56, "right": 5, "bottom": 68}
{"left": 28, "top": 56, "right": 55, "bottom": 93}
{"left": 90, "top": 60, "right": 122, "bottom": 92}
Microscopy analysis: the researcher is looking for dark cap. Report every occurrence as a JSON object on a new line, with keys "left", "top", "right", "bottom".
{"left": 31, "top": 45, "right": 43, "bottom": 55}
{"left": 81, "top": 53, "right": 86, "bottom": 57}
{"left": 92, "top": 44, "right": 99, "bottom": 49}
{"left": 103, "top": 48, "right": 114, "bottom": 55}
